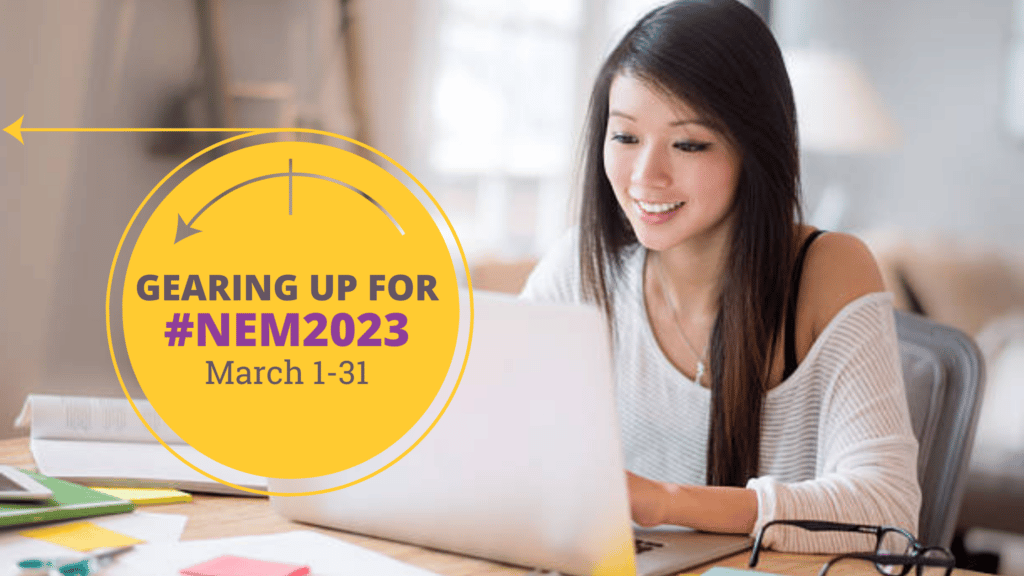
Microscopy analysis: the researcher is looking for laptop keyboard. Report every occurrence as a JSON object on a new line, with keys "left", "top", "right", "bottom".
{"left": 634, "top": 538, "right": 665, "bottom": 555}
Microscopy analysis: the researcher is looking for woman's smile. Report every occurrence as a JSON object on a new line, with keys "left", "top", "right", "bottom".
{"left": 634, "top": 198, "right": 686, "bottom": 223}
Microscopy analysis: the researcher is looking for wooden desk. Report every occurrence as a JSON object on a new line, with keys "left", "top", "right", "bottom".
{"left": 0, "top": 437, "right": 976, "bottom": 576}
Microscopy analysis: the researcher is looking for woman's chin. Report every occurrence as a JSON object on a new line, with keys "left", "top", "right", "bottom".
{"left": 633, "top": 229, "right": 685, "bottom": 252}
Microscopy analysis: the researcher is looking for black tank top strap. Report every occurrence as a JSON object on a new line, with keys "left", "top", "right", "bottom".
{"left": 783, "top": 229, "right": 827, "bottom": 381}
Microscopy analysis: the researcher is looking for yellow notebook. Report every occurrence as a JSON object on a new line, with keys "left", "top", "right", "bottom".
{"left": 90, "top": 487, "right": 192, "bottom": 505}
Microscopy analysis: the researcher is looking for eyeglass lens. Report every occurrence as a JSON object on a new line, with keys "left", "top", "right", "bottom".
{"left": 876, "top": 529, "right": 916, "bottom": 576}
{"left": 917, "top": 548, "right": 955, "bottom": 576}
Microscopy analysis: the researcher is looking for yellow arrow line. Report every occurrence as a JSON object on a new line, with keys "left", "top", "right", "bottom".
{"left": 4, "top": 115, "right": 273, "bottom": 144}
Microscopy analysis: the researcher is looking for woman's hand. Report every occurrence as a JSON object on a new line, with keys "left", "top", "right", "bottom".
{"left": 626, "top": 471, "right": 676, "bottom": 527}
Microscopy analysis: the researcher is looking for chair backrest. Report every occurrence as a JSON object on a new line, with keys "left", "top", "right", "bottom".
{"left": 895, "top": 310, "right": 985, "bottom": 548}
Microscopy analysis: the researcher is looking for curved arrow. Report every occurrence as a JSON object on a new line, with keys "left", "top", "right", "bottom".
{"left": 174, "top": 168, "right": 405, "bottom": 243}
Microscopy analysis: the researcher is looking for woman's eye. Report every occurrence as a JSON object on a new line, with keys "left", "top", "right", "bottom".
{"left": 610, "top": 133, "right": 638, "bottom": 144}
{"left": 674, "top": 141, "right": 710, "bottom": 152}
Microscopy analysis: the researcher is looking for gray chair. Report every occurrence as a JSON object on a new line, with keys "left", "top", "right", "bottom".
{"left": 896, "top": 310, "right": 985, "bottom": 548}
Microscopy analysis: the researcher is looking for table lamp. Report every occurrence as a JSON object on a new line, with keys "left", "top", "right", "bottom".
{"left": 783, "top": 49, "right": 902, "bottom": 228}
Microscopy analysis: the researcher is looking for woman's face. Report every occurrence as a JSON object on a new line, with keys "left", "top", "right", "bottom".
{"left": 603, "top": 74, "right": 743, "bottom": 252}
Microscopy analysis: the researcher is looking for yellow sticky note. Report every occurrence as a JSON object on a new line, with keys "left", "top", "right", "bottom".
{"left": 19, "top": 521, "right": 144, "bottom": 552}
{"left": 90, "top": 487, "right": 192, "bottom": 505}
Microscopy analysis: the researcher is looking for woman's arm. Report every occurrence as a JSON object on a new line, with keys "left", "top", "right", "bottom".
{"left": 627, "top": 331, "right": 919, "bottom": 549}
{"left": 743, "top": 313, "right": 922, "bottom": 552}
{"left": 628, "top": 471, "right": 757, "bottom": 534}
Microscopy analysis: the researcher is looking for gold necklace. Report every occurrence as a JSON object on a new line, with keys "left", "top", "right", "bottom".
{"left": 654, "top": 254, "right": 710, "bottom": 386}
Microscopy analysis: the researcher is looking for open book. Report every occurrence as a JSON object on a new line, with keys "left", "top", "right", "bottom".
{"left": 15, "top": 395, "right": 266, "bottom": 495}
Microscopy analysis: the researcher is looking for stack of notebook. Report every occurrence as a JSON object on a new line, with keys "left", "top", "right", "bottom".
{"left": 0, "top": 470, "right": 134, "bottom": 528}
{"left": 16, "top": 395, "right": 266, "bottom": 494}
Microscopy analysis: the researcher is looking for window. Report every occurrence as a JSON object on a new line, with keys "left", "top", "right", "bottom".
{"left": 421, "top": 0, "right": 760, "bottom": 260}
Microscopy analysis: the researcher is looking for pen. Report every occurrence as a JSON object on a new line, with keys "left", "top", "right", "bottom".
{"left": 17, "top": 545, "right": 135, "bottom": 576}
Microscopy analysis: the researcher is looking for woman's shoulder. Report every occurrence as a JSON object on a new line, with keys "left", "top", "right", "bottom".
{"left": 798, "top": 229, "right": 887, "bottom": 338}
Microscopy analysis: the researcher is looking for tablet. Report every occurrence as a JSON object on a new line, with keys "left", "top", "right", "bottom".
{"left": 0, "top": 466, "right": 53, "bottom": 501}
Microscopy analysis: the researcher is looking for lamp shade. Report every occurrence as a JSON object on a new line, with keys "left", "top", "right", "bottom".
{"left": 784, "top": 49, "right": 902, "bottom": 154}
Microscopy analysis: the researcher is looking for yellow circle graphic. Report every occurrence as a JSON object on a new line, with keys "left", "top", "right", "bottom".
{"left": 108, "top": 132, "right": 471, "bottom": 494}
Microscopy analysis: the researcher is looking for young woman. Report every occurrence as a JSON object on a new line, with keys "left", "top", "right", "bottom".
{"left": 520, "top": 0, "right": 921, "bottom": 553}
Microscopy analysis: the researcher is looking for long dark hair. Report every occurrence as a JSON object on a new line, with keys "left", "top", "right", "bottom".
{"left": 578, "top": 0, "right": 803, "bottom": 487}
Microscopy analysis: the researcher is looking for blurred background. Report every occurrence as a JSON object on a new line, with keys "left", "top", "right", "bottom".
{"left": 2, "top": 0, "right": 1024, "bottom": 572}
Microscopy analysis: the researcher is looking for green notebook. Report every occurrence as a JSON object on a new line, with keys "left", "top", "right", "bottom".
{"left": 0, "top": 470, "right": 134, "bottom": 528}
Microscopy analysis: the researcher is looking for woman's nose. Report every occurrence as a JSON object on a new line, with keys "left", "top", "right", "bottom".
{"left": 631, "top": 144, "right": 671, "bottom": 188}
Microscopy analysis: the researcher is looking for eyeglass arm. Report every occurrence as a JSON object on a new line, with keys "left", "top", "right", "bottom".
{"left": 748, "top": 520, "right": 883, "bottom": 567}
{"left": 816, "top": 552, "right": 954, "bottom": 576}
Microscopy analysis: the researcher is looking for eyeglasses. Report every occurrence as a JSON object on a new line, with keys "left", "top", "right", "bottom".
{"left": 748, "top": 520, "right": 955, "bottom": 576}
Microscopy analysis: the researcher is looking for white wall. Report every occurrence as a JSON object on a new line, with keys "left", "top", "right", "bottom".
{"left": 774, "top": 0, "right": 1024, "bottom": 253}
{"left": 1, "top": 0, "right": 108, "bottom": 438}
{"left": 350, "top": 0, "right": 431, "bottom": 173}
{"left": 36, "top": 0, "right": 201, "bottom": 404}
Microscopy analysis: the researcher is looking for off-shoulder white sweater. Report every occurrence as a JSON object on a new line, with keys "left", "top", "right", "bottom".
{"left": 520, "top": 234, "right": 921, "bottom": 553}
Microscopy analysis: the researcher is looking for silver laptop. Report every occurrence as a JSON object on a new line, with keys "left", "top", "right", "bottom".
{"left": 270, "top": 291, "right": 750, "bottom": 576}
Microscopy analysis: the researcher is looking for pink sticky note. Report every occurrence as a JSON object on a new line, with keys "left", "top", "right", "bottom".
{"left": 179, "top": 555, "right": 310, "bottom": 576}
